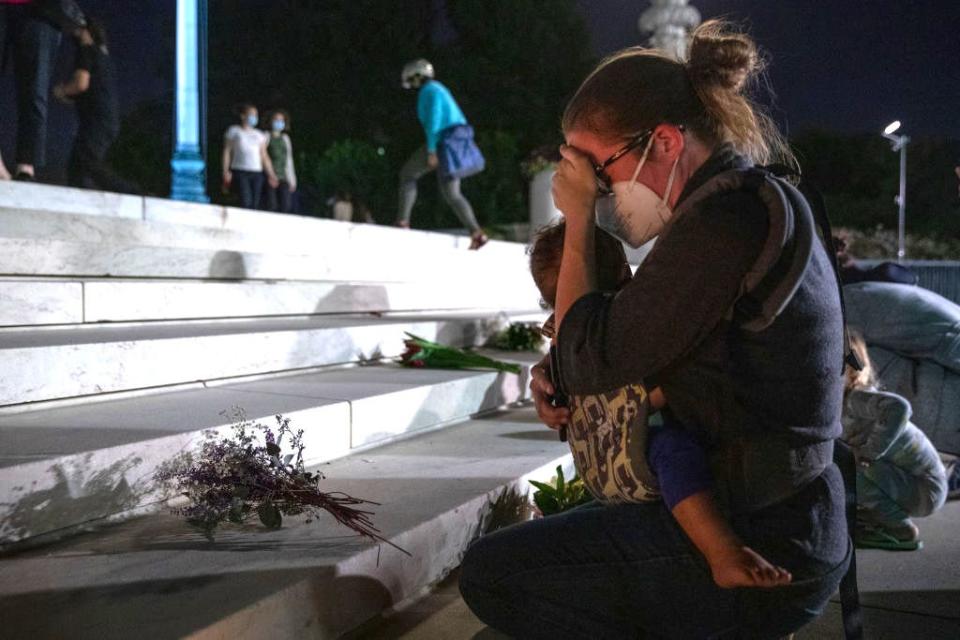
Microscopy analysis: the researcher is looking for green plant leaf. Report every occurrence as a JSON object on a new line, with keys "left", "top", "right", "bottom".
{"left": 556, "top": 465, "right": 565, "bottom": 497}
{"left": 528, "top": 479, "right": 556, "bottom": 496}
{"left": 533, "top": 491, "right": 559, "bottom": 516}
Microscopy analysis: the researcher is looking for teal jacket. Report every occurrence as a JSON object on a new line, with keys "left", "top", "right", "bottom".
{"left": 417, "top": 80, "right": 467, "bottom": 153}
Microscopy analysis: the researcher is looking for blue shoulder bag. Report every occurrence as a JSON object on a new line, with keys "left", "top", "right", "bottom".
{"left": 437, "top": 125, "right": 485, "bottom": 181}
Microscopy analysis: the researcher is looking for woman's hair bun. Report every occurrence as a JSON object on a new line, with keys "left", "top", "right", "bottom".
{"left": 686, "top": 20, "right": 761, "bottom": 93}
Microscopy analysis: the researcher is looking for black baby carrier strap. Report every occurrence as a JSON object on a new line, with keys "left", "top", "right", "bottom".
{"left": 771, "top": 167, "right": 864, "bottom": 640}
{"left": 681, "top": 165, "right": 863, "bottom": 640}
{"left": 834, "top": 438, "right": 865, "bottom": 640}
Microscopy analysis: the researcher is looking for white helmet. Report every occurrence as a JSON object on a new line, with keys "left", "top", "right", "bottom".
{"left": 401, "top": 58, "right": 434, "bottom": 89}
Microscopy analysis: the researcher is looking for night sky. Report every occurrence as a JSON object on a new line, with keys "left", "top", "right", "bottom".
{"left": 2, "top": 0, "right": 958, "bottom": 170}
{"left": 578, "top": 0, "right": 960, "bottom": 140}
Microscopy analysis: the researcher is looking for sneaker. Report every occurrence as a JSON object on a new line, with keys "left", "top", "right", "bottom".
{"left": 469, "top": 232, "right": 489, "bottom": 250}
{"left": 14, "top": 171, "right": 34, "bottom": 182}
{"left": 855, "top": 519, "right": 922, "bottom": 551}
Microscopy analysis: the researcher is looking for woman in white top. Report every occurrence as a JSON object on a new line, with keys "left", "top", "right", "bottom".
{"left": 222, "top": 104, "right": 278, "bottom": 209}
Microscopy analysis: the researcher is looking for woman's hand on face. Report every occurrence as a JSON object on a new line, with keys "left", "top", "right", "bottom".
{"left": 530, "top": 365, "right": 570, "bottom": 431}
{"left": 552, "top": 145, "right": 597, "bottom": 224}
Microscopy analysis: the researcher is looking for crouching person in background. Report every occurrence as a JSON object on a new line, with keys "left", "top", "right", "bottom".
{"left": 844, "top": 335, "right": 948, "bottom": 550}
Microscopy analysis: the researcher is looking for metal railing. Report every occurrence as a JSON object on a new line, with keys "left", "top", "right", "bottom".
{"left": 862, "top": 260, "right": 960, "bottom": 304}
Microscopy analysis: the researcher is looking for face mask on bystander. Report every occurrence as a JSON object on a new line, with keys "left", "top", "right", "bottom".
{"left": 594, "top": 134, "right": 681, "bottom": 249}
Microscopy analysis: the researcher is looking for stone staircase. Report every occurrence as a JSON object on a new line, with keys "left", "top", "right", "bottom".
{"left": 0, "top": 182, "right": 569, "bottom": 638}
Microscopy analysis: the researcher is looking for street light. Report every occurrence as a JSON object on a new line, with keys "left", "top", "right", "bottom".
{"left": 881, "top": 120, "right": 909, "bottom": 262}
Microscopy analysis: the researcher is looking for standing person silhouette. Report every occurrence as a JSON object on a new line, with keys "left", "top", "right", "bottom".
{"left": 221, "top": 104, "right": 278, "bottom": 210}
{"left": 397, "top": 59, "right": 487, "bottom": 249}
{"left": 54, "top": 17, "right": 139, "bottom": 194}
{"left": 263, "top": 109, "right": 296, "bottom": 212}
{"left": 0, "top": 0, "right": 86, "bottom": 181}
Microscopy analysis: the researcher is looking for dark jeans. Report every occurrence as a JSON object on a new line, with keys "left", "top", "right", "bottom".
{"left": 460, "top": 500, "right": 850, "bottom": 639}
{"left": 68, "top": 133, "right": 138, "bottom": 194}
{"left": 264, "top": 180, "right": 292, "bottom": 212}
{"left": 0, "top": 4, "right": 61, "bottom": 167}
{"left": 232, "top": 169, "right": 264, "bottom": 210}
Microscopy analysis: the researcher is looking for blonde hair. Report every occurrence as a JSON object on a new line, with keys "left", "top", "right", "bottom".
{"left": 845, "top": 332, "right": 876, "bottom": 393}
{"left": 562, "top": 19, "right": 795, "bottom": 168}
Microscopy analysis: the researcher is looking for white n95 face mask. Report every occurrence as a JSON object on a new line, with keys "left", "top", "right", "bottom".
{"left": 595, "top": 135, "right": 681, "bottom": 249}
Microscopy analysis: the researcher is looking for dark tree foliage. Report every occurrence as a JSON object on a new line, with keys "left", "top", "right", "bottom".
{"left": 793, "top": 131, "right": 960, "bottom": 242}
{"left": 109, "top": 3, "right": 960, "bottom": 241}
{"left": 108, "top": 97, "right": 172, "bottom": 196}
{"left": 206, "top": 0, "right": 434, "bottom": 217}
{"left": 426, "top": 0, "right": 594, "bottom": 228}
{"left": 201, "top": 0, "right": 593, "bottom": 227}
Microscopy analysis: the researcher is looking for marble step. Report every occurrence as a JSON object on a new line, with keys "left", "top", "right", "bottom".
{"left": 0, "top": 406, "right": 571, "bottom": 639}
{"left": 0, "top": 311, "right": 544, "bottom": 406}
{"left": 0, "top": 235, "right": 528, "bottom": 285}
{"left": 0, "top": 356, "right": 542, "bottom": 545}
{"left": 0, "top": 180, "right": 143, "bottom": 219}
{"left": 0, "top": 277, "right": 540, "bottom": 326}
{"left": 0, "top": 182, "right": 525, "bottom": 258}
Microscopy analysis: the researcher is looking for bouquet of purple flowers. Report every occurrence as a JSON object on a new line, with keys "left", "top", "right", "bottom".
{"left": 156, "top": 411, "right": 403, "bottom": 552}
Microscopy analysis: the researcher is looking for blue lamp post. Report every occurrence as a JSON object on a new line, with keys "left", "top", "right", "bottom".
{"left": 170, "top": 0, "right": 209, "bottom": 202}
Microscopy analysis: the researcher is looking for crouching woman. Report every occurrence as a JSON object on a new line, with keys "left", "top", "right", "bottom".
{"left": 459, "top": 21, "right": 851, "bottom": 639}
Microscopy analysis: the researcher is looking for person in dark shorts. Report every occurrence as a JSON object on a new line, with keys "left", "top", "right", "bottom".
{"left": 53, "top": 17, "right": 138, "bottom": 193}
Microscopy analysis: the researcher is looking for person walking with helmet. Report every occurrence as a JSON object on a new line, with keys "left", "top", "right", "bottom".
{"left": 398, "top": 58, "right": 488, "bottom": 250}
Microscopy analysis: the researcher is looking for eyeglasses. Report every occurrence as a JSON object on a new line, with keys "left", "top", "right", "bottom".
{"left": 591, "top": 125, "right": 685, "bottom": 195}
{"left": 592, "top": 129, "right": 653, "bottom": 195}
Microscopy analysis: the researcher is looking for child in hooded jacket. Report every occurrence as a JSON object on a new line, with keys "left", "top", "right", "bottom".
{"left": 844, "top": 334, "right": 948, "bottom": 549}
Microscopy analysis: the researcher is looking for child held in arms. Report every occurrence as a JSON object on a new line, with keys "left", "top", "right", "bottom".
{"left": 843, "top": 335, "right": 948, "bottom": 550}
{"left": 529, "top": 220, "right": 792, "bottom": 588}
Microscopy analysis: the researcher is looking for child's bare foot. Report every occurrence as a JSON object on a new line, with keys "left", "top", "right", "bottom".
{"left": 708, "top": 544, "right": 792, "bottom": 589}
